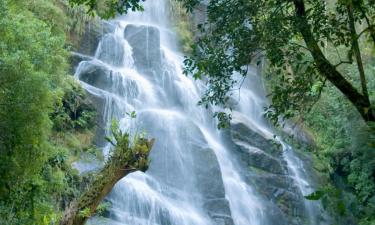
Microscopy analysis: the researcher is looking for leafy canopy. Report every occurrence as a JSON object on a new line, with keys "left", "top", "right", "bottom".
{"left": 178, "top": 0, "right": 375, "bottom": 125}
{"left": 68, "top": 0, "right": 146, "bottom": 18}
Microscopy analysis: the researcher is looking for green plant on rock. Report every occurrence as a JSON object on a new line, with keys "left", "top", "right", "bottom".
{"left": 60, "top": 120, "right": 154, "bottom": 225}
{"left": 51, "top": 77, "right": 96, "bottom": 132}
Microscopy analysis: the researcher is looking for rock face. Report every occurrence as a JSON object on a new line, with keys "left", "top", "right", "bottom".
{"left": 192, "top": 147, "right": 234, "bottom": 225}
{"left": 77, "top": 61, "right": 139, "bottom": 99}
{"left": 124, "top": 25, "right": 162, "bottom": 72}
{"left": 71, "top": 20, "right": 114, "bottom": 147}
{"left": 70, "top": 21, "right": 115, "bottom": 73}
{"left": 224, "top": 115, "right": 309, "bottom": 225}
{"left": 136, "top": 110, "right": 234, "bottom": 225}
{"left": 69, "top": 52, "right": 93, "bottom": 74}
{"left": 283, "top": 121, "right": 316, "bottom": 148}
{"left": 77, "top": 21, "right": 116, "bottom": 56}
{"left": 96, "top": 34, "right": 125, "bottom": 67}
{"left": 77, "top": 61, "right": 112, "bottom": 90}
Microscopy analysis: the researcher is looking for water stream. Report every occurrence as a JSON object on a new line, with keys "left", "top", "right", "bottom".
{"left": 73, "top": 1, "right": 326, "bottom": 224}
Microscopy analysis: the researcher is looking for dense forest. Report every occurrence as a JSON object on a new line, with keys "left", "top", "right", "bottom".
{"left": 0, "top": 0, "right": 374, "bottom": 225}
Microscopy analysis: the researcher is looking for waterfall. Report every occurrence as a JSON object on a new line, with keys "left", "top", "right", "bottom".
{"left": 73, "top": 1, "right": 327, "bottom": 224}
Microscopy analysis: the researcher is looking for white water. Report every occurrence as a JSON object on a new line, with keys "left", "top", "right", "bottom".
{"left": 73, "top": 1, "right": 323, "bottom": 224}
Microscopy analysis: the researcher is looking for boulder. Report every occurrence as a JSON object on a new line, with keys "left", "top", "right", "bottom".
{"left": 224, "top": 116, "right": 311, "bottom": 225}
{"left": 77, "top": 61, "right": 112, "bottom": 91}
{"left": 76, "top": 61, "right": 139, "bottom": 99}
{"left": 96, "top": 34, "right": 125, "bottom": 67}
{"left": 191, "top": 147, "right": 234, "bottom": 225}
{"left": 85, "top": 92, "right": 106, "bottom": 147}
{"left": 203, "top": 198, "right": 234, "bottom": 225}
{"left": 234, "top": 141, "right": 286, "bottom": 174}
{"left": 124, "top": 25, "right": 161, "bottom": 71}
{"left": 230, "top": 120, "right": 281, "bottom": 157}
{"left": 69, "top": 52, "right": 92, "bottom": 75}
{"left": 77, "top": 20, "right": 116, "bottom": 56}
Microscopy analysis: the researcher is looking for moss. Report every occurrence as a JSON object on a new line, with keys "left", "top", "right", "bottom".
{"left": 248, "top": 166, "right": 269, "bottom": 175}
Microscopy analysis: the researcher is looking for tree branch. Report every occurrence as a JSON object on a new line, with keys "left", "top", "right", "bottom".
{"left": 292, "top": 0, "right": 374, "bottom": 122}
{"left": 59, "top": 136, "right": 155, "bottom": 225}
{"left": 358, "top": 5, "right": 375, "bottom": 45}
{"left": 347, "top": 3, "right": 370, "bottom": 101}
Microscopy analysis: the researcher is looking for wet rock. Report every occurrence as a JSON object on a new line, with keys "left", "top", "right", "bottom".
{"left": 224, "top": 116, "right": 310, "bottom": 225}
{"left": 69, "top": 52, "right": 93, "bottom": 75}
{"left": 84, "top": 91, "right": 122, "bottom": 147}
{"left": 136, "top": 110, "right": 233, "bottom": 225}
{"left": 76, "top": 61, "right": 127, "bottom": 146}
{"left": 246, "top": 174, "right": 294, "bottom": 194}
{"left": 77, "top": 61, "right": 139, "bottom": 98}
{"left": 192, "top": 147, "right": 225, "bottom": 198}
{"left": 203, "top": 198, "right": 234, "bottom": 225}
{"left": 283, "top": 121, "right": 316, "bottom": 148}
{"left": 191, "top": 147, "right": 234, "bottom": 225}
{"left": 85, "top": 92, "right": 106, "bottom": 147}
{"left": 77, "top": 61, "right": 112, "bottom": 90}
{"left": 77, "top": 20, "right": 116, "bottom": 56}
{"left": 227, "top": 117, "right": 286, "bottom": 175}
{"left": 124, "top": 25, "right": 161, "bottom": 71}
{"left": 96, "top": 34, "right": 125, "bottom": 67}
{"left": 230, "top": 120, "right": 281, "bottom": 157}
{"left": 249, "top": 174, "right": 305, "bottom": 218}
{"left": 191, "top": 146, "right": 234, "bottom": 225}
{"left": 234, "top": 141, "right": 286, "bottom": 174}
{"left": 192, "top": 1, "right": 209, "bottom": 39}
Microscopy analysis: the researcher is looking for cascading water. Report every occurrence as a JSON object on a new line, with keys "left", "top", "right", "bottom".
{"left": 73, "top": 1, "right": 327, "bottom": 224}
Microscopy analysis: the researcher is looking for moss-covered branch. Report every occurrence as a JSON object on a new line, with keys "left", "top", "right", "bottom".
{"left": 59, "top": 124, "right": 154, "bottom": 225}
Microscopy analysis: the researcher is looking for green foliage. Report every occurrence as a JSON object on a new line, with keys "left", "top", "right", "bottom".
{"left": 51, "top": 77, "right": 96, "bottom": 131}
{"left": 0, "top": 1, "right": 68, "bottom": 222}
{"left": 95, "top": 202, "right": 111, "bottom": 216}
{"left": 125, "top": 110, "right": 137, "bottom": 119}
{"left": 301, "top": 81, "right": 375, "bottom": 224}
{"left": 78, "top": 207, "right": 91, "bottom": 218}
{"left": 305, "top": 186, "right": 347, "bottom": 217}
{"left": 179, "top": 0, "right": 375, "bottom": 124}
{"left": 63, "top": 120, "right": 153, "bottom": 225}
{"left": 0, "top": 1, "right": 97, "bottom": 224}
{"left": 105, "top": 119, "right": 150, "bottom": 172}
{"left": 68, "top": 0, "right": 145, "bottom": 18}
{"left": 169, "top": 0, "right": 194, "bottom": 54}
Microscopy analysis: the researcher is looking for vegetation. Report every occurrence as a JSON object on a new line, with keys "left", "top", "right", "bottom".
{"left": 67, "top": 0, "right": 145, "bottom": 18}
{"left": 0, "top": 1, "right": 70, "bottom": 224}
{"left": 301, "top": 83, "right": 375, "bottom": 224}
{"left": 60, "top": 121, "right": 153, "bottom": 225}
{"left": 169, "top": 0, "right": 195, "bottom": 54}
{"left": 0, "top": 0, "right": 154, "bottom": 223}
{"left": 179, "top": 0, "right": 374, "bottom": 124}
{"left": 0, "top": 1, "right": 100, "bottom": 224}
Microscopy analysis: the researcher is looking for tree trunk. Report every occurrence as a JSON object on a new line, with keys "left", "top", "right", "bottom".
{"left": 293, "top": 0, "right": 375, "bottom": 122}
{"left": 347, "top": 4, "right": 370, "bottom": 101}
{"left": 59, "top": 138, "right": 155, "bottom": 225}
